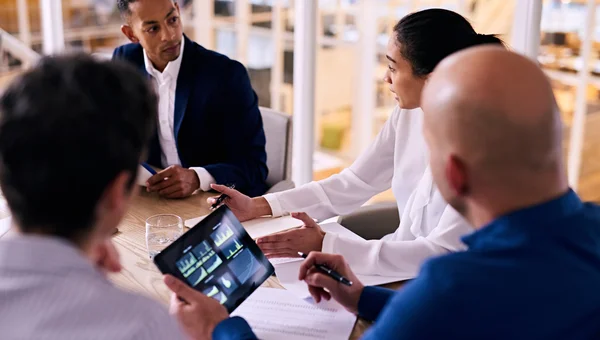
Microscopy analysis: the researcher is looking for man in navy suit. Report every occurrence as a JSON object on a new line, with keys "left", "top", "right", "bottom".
{"left": 113, "top": 0, "right": 267, "bottom": 198}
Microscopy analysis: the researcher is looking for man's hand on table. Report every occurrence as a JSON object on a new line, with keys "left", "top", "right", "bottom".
{"left": 164, "top": 275, "right": 229, "bottom": 339}
{"left": 256, "top": 212, "right": 325, "bottom": 258}
{"left": 298, "top": 252, "right": 364, "bottom": 315}
{"left": 147, "top": 165, "right": 199, "bottom": 198}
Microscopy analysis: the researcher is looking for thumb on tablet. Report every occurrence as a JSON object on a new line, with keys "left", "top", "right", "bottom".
{"left": 164, "top": 275, "right": 198, "bottom": 304}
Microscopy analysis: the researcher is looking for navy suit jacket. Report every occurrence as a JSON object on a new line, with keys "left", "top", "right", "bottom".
{"left": 113, "top": 35, "right": 268, "bottom": 197}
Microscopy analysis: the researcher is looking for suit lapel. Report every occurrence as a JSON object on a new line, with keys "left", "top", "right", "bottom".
{"left": 174, "top": 35, "right": 196, "bottom": 142}
{"left": 133, "top": 44, "right": 150, "bottom": 78}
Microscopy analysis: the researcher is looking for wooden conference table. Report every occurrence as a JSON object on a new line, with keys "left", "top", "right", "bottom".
{"left": 1, "top": 189, "right": 406, "bottom": 339}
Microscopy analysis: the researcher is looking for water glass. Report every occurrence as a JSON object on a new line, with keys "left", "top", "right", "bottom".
{"left": 146, "top": 214, "right": 183, "bottom": 259}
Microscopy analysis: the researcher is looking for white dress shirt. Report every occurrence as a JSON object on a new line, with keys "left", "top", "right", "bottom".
{"left": 143, "top": 40, "right": 215, "bottom": 191}
{"left": 263, "top": 107, "right": 473, "bottom": 278}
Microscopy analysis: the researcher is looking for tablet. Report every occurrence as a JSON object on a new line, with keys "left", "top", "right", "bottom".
{"left": 153, "top": 206, "right": 274, "bottom": 312}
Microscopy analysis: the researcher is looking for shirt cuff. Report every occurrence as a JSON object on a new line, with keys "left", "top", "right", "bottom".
{"left": 263, "top": 193, "right": 284, "bottom": 217}
{"left": 357, "top": 286, "right": 396, "bottom": 322}
{"left": 190, "top": 167, "right": 216, "bottom": 192}
{"left": 212, "top": 316, "right": 258, "bottom": 340}
{"left": 321, "top": 231, "right": 338, "bottom": 253}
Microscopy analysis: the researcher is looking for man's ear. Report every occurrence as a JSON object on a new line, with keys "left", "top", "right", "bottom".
{"left": 97, "top": 171, "right": 132, "bottom": 220}
{"left": 446, "top": 154, "right": 469, "bottom": 197}
{"left": 121, "top": 25, "right": 139, "bottom": 43}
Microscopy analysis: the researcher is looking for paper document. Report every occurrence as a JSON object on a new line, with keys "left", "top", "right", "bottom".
{"left": 186, "top": 215, "right": 304, "bottom": 239}
{"left": 0, "top": 217, "right": 12, "bottom": 238}
{"left": 270, "top": 257, "right": 303, "bottom": 265}
{"left": 136, "top": 164, "right": 155, "bottom": 186}
{"left": 231, "top": 287, "right": 356, "bottom": 340}
{"left": 274, "top": 222, "right": 411, "bottom": 298}
{"left": 275, "top": 259, "right": 412, "bottom": 299}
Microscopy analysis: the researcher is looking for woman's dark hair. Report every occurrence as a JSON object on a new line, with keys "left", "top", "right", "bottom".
{"left": 393, "top": 8, "right": 504, "bottom": 76}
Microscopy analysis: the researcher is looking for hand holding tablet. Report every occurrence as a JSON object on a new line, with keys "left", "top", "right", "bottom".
{"left": 153, "top": 206, "right": 274, "bottom": 312}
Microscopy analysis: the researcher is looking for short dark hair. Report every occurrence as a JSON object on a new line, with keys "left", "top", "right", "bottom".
{"left": 0, "top": 55, "right": 157, "bottom": 242}
{"left": 394, "top": 8, "right": 504, "bottom": 76}
{"left": 117, "top": 0, "right": 137, "bottom": 15}
{"left": 117, "top": 0, "right": 175, "bottom": 16}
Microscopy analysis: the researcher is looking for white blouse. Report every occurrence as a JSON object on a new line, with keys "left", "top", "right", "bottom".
{"left": 263, "top": 106, "right": 472, "bottom": 278}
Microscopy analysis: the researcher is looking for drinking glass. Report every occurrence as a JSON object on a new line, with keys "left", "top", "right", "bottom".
{"left": 145, "top": 214, "right": 183, "bottom": 259}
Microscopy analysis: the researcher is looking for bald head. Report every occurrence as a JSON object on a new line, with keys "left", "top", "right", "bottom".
{"left": 422, "top": 46, "right": 567, "bottom": 225}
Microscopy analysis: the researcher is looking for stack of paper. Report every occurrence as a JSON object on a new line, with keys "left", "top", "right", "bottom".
{"left": 231, "top": 287, "right": 356, "bottom": 340}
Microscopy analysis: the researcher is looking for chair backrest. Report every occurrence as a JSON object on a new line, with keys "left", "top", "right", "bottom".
{"left": 260, "top": 107, "right": 292, "bottom": 188}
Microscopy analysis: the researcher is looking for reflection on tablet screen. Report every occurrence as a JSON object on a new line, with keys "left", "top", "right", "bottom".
{"left": 155, "top": 206, "right": 274, "bottom": 312}
{"left": 228, "top": 248, "right": 264, "bottom": 284}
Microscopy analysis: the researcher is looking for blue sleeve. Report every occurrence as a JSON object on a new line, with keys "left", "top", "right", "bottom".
{"left": 212, "top": 316, "right": 258, "bottom": 340}
{"left": 361, "top": 262, "right": 457, "bottom": 340}
{"left": 357, "top": 286, "right": 396, "bottom": 321}
{"left": 203, "top": 61, "right": 268, "bottom": 197}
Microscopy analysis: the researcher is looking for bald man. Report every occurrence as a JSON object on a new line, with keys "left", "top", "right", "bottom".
{"left": 159, "top": 47, "right": 600, "bottom": 339}
{"left": 288, "top": 48, "right": 600, "bottom": 339}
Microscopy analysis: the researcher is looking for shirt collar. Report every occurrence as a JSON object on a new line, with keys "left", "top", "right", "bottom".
{"left": 143, "top": 38, "right": 185, "bottom": 82}
{"left": 462, "top": 189, "right": 583, "bottom": 250}
{"left": 0, "top": 234, "right": 100, "bottom": 276}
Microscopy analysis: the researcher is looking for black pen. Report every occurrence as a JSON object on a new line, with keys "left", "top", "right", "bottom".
{"left": 298, "top": 252, "right": 353, "bottom": 286}
{"left": 211, "top": 184, "right": 235, "bottom": 210}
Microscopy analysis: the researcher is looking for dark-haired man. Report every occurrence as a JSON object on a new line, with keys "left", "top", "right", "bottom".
{"left": 0, "top": 55, "right": 200, "bottom": 339}
{"left": 114, "top": 0, "right": 268, "bottom": 198}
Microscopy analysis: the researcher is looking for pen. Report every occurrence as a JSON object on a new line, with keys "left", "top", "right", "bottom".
{"left": 211, "top": 184, "right": 235, "bottom": 210}
{"left": 141, "top": 162, "right": 157, "bottom": 175}
{"left": 298, "top": 252, "right": 353, "bottom": 286}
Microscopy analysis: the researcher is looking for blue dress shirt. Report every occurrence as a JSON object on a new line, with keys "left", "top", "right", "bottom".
{"left": 213, "top": 190, "right": 600, "bottom": 339}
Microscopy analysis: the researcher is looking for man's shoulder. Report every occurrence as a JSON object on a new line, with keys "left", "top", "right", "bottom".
{"left": 104, "top": 283, "right": 167, "bottom": 312}
{"left": 580, "top": 202, "right": 600, "bottom": 224}
{"left": 0, "top": 273, "right": 183, "bottom": 339}
{"left": 413, "top": 251, "right": 500, "bottom": 295}
{"left": 54, "top": 276, "right": 172, "bottom": 324}
{"left": 413, "top": 249, "right": 545, "bottom": 305}
{"left": 186, "top": 39, "right": 246, "bottom": 74}
{"left": 85, "top": 285, "right": 184, "bottom": 338}
{"left": 112, "top": 42, "right": 144, "bottom": 62}
{"left": 421, "top": 251, "right": 479, "bottom": 278}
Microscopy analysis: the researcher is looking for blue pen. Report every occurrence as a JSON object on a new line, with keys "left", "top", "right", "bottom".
{"left": 141, "top": 162, "right": 157, "bottom": 175}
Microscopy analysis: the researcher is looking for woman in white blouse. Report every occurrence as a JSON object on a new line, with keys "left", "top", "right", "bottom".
{"left": 208, "top": 9, "right": 504, "bottom": 278}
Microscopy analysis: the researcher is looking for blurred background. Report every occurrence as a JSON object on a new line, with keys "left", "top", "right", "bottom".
{"left": 0, "top": 0, "right": 598, "bottom": 204}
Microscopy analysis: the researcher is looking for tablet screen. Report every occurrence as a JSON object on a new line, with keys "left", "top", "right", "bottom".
{"left": 153, "top": 206, "right": 274, "bottom": 312}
